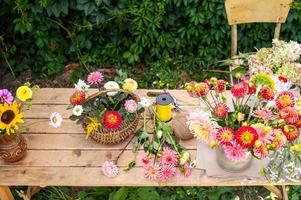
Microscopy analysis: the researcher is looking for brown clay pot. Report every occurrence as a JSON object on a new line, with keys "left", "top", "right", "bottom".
{"left": 0, "top": 133, "right": 27, "bottom": 163}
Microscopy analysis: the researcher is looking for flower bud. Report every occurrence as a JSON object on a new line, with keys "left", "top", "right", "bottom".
{"left": 180, "top": 152, "right": 190, "bottom": 165}
{"left": 254, "top": 140, "right": 261, "bottom": 148}
{"left": 156, "top": 130, "right": 163, "bottom": 139}
{"left": 236, "top": 112, "right": 245, "bottom": 122}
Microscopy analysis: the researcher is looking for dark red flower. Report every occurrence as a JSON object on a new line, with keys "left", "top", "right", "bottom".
{"left": 231, "top": 82, "right": 248, "bottom": 98}
{"left": 261, "top": 87, "right": 274, "bottom": 101}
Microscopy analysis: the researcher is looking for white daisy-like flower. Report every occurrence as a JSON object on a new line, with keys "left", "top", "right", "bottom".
{"left": 72, "top": 105, "right": 83, "bottom": 116}
{"left": 74, "top": 79, "right": 90, "bottom": 91}
{"left": 102, "top": 161, "right": 119, "bottom": 178}
{"left": 104, "top": 81, "right": 120, "bottom": 96}
{"left": 138, "top": 97, "right": 153, "bottom": 108}
{"left": 49, "top": 112, "right": 63, "bottom": 128}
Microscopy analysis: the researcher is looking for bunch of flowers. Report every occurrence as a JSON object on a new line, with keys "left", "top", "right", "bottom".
{"left": 0, "top": 83, "right": 37, "bottom": 136}
{"left": 229, "top": 39, "right": 301, "bottom": 86}
{"left": 185, "top": 73, "right": 301, "bottom": 176}
{"left": 68, "top": 71, "right": 143, "bottom": 139}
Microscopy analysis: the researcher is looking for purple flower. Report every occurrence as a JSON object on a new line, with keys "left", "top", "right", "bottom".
{"left": 0, "top": 89, "right": 14, "bottom": 105}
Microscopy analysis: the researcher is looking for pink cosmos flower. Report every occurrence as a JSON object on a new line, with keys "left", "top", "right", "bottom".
{"left": 49, "top": 112, "right": 63, "bottom": 128}
{"left": 141, "top": 155, "right": 151, "bottom": 168}
{"left": 180, "top": 163, "right": 192, "bottom": 177}
{"left": 87, "top": 71, "right": 104, "bottom": 84}
{"left": 0, "top": 89, "right": 14, "bottom": 105}
{"left": 160, "top": 146, "right": 179, "bottom": 165}
{"left": 158, "top": 164, "right": 176, "bottom": 179}
{"left": 144, "top": 164, "right": 159, "bottom": 180}
{"left": 224, "top": 141, "right": 248, "bottom": 162}
{"left": 253, "top": 108, "right": 273, "bottom": 123}
{"left": 102, "top": 161, "right": 119, "bottom": 178}
{"left": 124, "top": 99, "right": 137, "bottom": 113}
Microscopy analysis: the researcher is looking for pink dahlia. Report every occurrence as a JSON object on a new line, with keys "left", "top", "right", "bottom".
{"left": 279, "top": 107, "right": 299, "bottom": 124}
{"left": 87, "top": 71, "right": 104, "bottom": 84}
{"left": 102, "top": 161, "right": 119, "bottom": 178}
{"left": 124, "top": 99, "right": 137, "bottom": 113}
{"left": 179, "top": 163, "right": 192, "bottom": 177}
{"left": 224, "top": 141, "right": 248, "bottom": 162}
{"left": 158, "top": 164, "right": 176, "bottom": 179}
{"left": 252, "top": 124, "right": 274, "bottom": 145}
{"left": 216, "top": 127, "right": 234, "bottom": 146}
{"left": 0, "top": 89, "right": 14, "bottom": 105}
{"left": 144, "top": 164, "right": 160, "bottom": 180}
{"left": 254, "top": 146, "right": 269, "bottom": 159}
{"left": 214, "top": 103, "right": 228, "bottom": 118}
{"left": 215, "top": 80, "right": 226, "bottom": 93}
{"left": 276, "top": 91, "right": 295, "bottom": 109}
{"left": 254, "top": 108, "right": 272, "bottom": 123}
{"left": 231, "top": 82, "right": 248, "bottom": 98}
{"left": 160, "top": 146, "right": 179, "bottom": 165}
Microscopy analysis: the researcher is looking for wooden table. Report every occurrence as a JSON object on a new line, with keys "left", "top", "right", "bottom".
{"left": 0, "top": 89, "right": 291, "bottom": 200}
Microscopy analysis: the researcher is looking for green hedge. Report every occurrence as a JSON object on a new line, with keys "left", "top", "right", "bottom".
{"left": 1, "top": 0, "right": 301, "bottom": 87}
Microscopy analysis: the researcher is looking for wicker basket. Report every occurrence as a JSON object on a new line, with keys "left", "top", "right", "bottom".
{"left": 84, "top": 89, "right": 140, "bottom": 144}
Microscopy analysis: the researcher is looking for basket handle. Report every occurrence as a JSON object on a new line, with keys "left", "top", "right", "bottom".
{"left": 84, "top": 89, "right": 140, "bottom": 103}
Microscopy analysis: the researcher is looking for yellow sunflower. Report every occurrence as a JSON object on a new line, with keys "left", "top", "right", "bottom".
{"left": 0, "top": 101, "right": 24, "bottom": 135}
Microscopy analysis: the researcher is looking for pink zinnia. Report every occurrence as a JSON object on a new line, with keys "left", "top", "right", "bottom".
{"left": 158, "top": 164, "right": 176, "bottom": 179}
{"left": 87, "top": 71, "right": 104, "bottom": 84}
{"left": 141, "top": 155, "right": 151, "bottom": 168}
{"left": 231, "top": 82, "right": 248, "bottom": 98}
{"left": 102, "top": 161, "right": 119, "bottom": 178}
{"left": 0, "top": 89, "right": 14, "bottom": 105}
{"left": 124, "top": 99, "right": 137, "bottom": 113}
{"left": 144, "top": 164, "right": 159, "bottom": 180}
{"left": 179, "top": 163, "right": 192, "bottom": 177}
{"left": 224, "top": 141, "right": 248, "bottom": 162}
{"left": 160, "top": 146, "right": 179, "bottom": 165}
{"left": 254, "top": 108, "right": 272, "bottom": 123}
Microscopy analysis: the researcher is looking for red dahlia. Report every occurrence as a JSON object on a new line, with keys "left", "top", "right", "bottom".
{"left": 70, "top": 91, "right": 86, "bottom": 105}
{"left": 279, "top": 107, "right": 299, "bottom": 124}
{"left": 195, "top": 82, "right": 209, "bottom": 96}
{"left": 261, "top": 87, "right": 274, "bottom": 101}
{"left": 231, "top": 82, "right": 248, "bottom": 98}
{"left": 282, "top": 125, "right": 300, "bottom": 142}
{"left": 103, "top": 110, "right": 123, "bottom": 129}
{"left": 215, "top": 80, "right": 226, "bottom": 93}
{"left": 276, "top": 91, "right": 295, "bottom": 109}
{"left": 278, "top": 75, "right": 288, "bottom": 83}
{"left": 214, "top": 103, "right": 228, "bottom": 117}
{"left": 235, "top": 126, "right": 258, "bottom": 148}
{"left": 216, "top": 127, "right": 234, "bottom": 146}
{"left": 248, "top": 82, "right": 256, "bottom": 94}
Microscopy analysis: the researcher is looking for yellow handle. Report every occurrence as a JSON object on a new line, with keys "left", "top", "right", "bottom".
{"left": 156, "top": 103, "right": 172, "bottom": 122}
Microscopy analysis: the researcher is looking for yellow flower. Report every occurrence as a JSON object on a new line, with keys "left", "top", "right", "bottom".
{"left": 0, "top": 101, "right": 24, "bottom": 135}
{"left": 290, "top": 144, "right": 301, "bottom": 152}
{"left": 85, "top": 117, "right": 101, "bottom": 139}
{"left": 252, "top": 73, "right": 275, "bottom": 90}
{"left": 16, "top": 86, "right": 32, "bottom": 102}
{"left": 122, "top": 78, "right": 138, "bottom": 92}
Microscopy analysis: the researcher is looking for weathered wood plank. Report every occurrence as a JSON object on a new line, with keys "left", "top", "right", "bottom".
{"left": 0, "top": 167, "right": 272, "bottom": 186}
{"left": 0, "top": 150, "right": 196, "bottom": 167}
{"left": 31, "top": 89, "right": 199, "bottom": 105}
{"left": 23, "top": 134, "right": 197, "bottom": 150}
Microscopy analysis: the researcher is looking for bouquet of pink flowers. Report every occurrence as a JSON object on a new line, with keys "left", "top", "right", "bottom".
{"left": 185, "top": 73, "right": 301, "bottom": 170}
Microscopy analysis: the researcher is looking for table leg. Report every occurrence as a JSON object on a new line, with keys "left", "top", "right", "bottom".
{"left": 263, "top": 185, "right": 283, "bottom": 199}
{"left": 0, "top": 186, "right": 15, "bottom": 200}
{"left": 281, "top": 185, "right": 288, "bottom": 200}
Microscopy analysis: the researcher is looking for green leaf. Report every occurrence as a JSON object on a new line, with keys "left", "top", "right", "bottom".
{"left": 109, "top": 187, "right": 129, "bottom": 200}
{"left": 137, "top": 188, "right": 160, "bottom": 200}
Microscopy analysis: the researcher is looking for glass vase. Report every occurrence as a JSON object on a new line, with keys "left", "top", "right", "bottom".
{"left": 216, "top": 147, "right": 252, "bottom": 172}
{"left": 0, "top": 133, "right": 27, "bottom": 163}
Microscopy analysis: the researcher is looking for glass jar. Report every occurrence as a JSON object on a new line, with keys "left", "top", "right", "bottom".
{"left": 0, "top": 133, "right": 27, "bottom": 163}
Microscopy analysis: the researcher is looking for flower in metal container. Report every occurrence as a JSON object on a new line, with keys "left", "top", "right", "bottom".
{"left": 122, "top": 78, "right": 138, "bottom": 92}
{"left": 70, "top": 91, "right": 86, "bottom": 105}
{"left": 216, "top": 127, "right": 234, "bottom": 146}
{"left": 195, "top": 82, "right": 209, "bottom": 96}
{"left": 144, "top": 164, "right": 159, "bottom": 180}
{"left": 235, "top": 126, "right": 258, "bottom": 148}
{"left": 276, "top": 91, "right": 295, "bottom": 110}
{"left": 138, "top": 97, "right": 152, "bottom": 108}
{"left": 102, "top": 161, "right": 119, "bottom": 178}
{"left": 49, "top": 112, "right": 62, "bottom": 128}
{"left": 279, "top": 107, "right": 299, "bottom": 124}
{"left": 124, "top": 99, "right": 137, "bottom": 113}
{"left": 87, "top": 71, "right": 104, "bottom": 85}
{"left": 158, "top": 164, "right": 176, "bottom": 179}
{"left": 230, "top": 82, "right": 248, "bottom": 98}
{"left": 0, "top": 89, "right": 14, "bottom": 105}
{"left": 72, "top": 105, "right": 83, "bottom": 116}
{"left": 253, "top": 108, "right": 272, "bottom": 123}
{"left": 224, "top": 141, "right": 248, "bottom": 162}
{"left": 282, "top": 124, "right": 300, "bottom": 142}
{"left": 0, "top": 101, "right": 24, "bottom": 134}
{"left": 261, "top": 87, "right": 274, "bottom": 101}
{"left": 103, "top": 110, "right": 123, "bottom": 129}
{"left": 16, "top": 86, "right": 32, "bottom": 102}
{"left": 74, "top": 79, "right": 90, "bottom": 91}
{"left": 160, "top": 146, "right": 179, "bottom": 165}
{"left": 104, "top": 81, "right": 120, "bottom": 96}
{"left": 179, "top": 163, "right": 192, "bottom": 177}
{"left": 214, "top": 103, "right": 228, "bottom": 118}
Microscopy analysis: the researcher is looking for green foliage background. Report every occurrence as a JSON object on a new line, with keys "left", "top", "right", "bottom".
{"left": 1, "top": 0, "right": 301, "bottom": 88}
